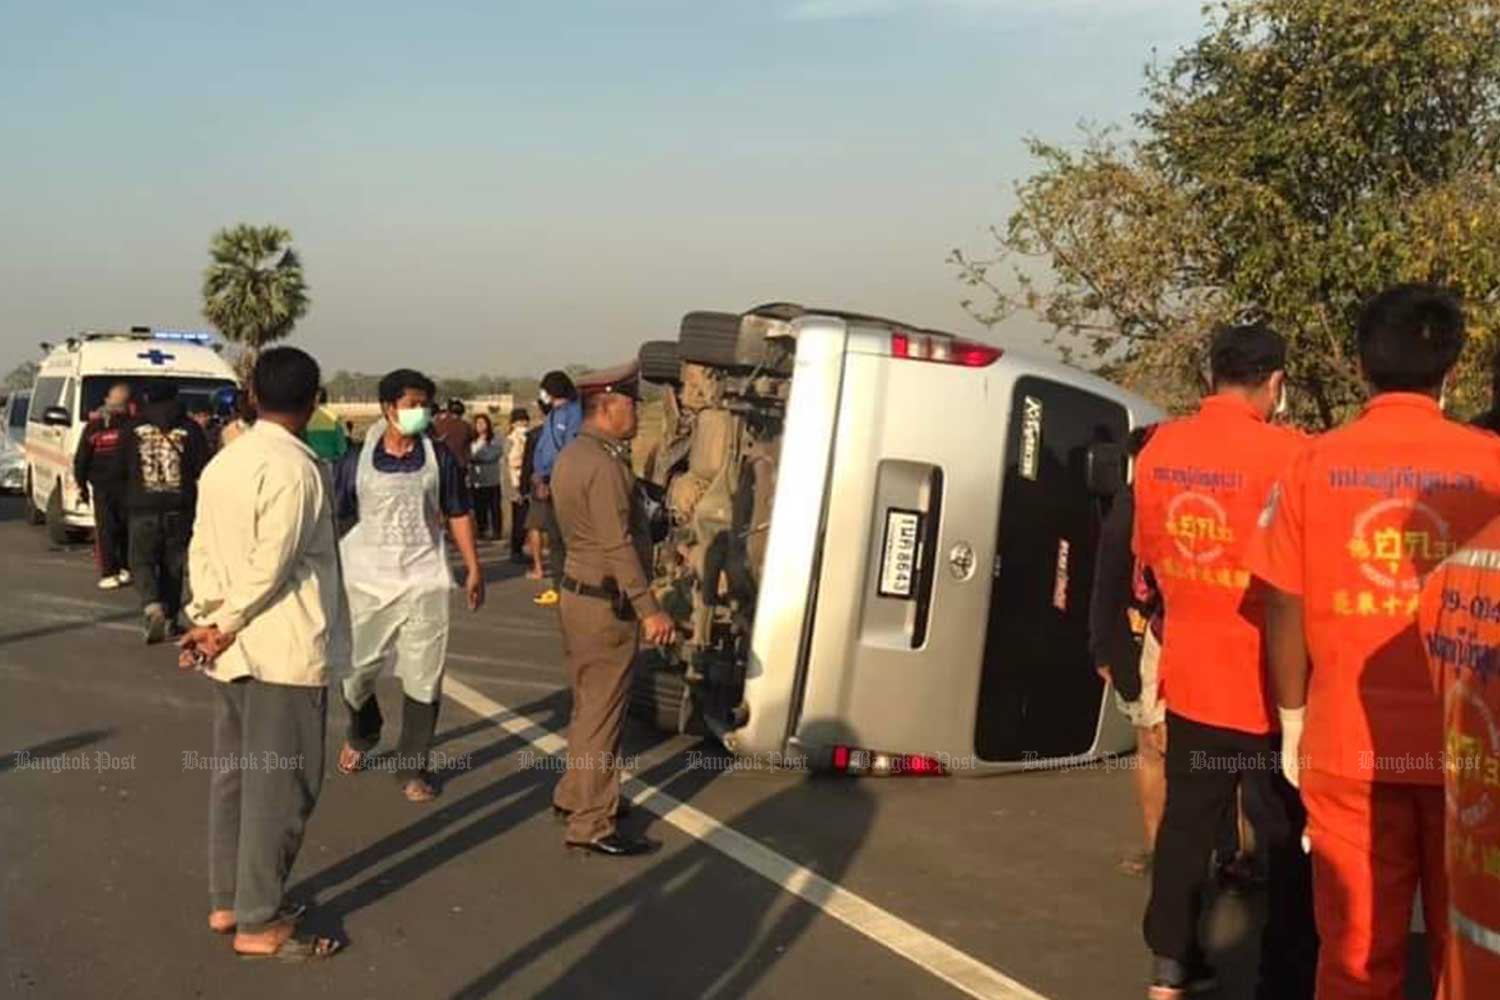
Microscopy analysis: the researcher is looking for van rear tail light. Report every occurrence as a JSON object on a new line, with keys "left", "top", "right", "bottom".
{"left": 830, "top": 744, "right": 947, "bottom": 777}
{"left": 889, "top": 332, "right": 1002, "bottom": 368}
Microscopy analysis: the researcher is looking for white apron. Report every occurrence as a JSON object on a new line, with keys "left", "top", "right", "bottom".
{"left": 339, "top": 423, "right": 452, "bottom": 705}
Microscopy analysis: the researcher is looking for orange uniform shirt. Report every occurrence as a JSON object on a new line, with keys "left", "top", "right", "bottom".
{"left": 1132, "top": 394, "right": 1306, "bottom": 734}
{"left": 1248, "top": 394, "right": 1500, "bottom": 785}
{"left": 1418, "top": 525, "right": 1500, "bottom": 996}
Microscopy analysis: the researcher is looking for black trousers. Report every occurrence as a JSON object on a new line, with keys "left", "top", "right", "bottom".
{"left": 1144, "top": 711, "right": 1317, "bottom": 999}
{"left": 509, "top": 499, "right": 528, "bottom": 558}
{"left": 129, "top": 510, "right": 190, "bottom": 616}
{"left": 92, "top": 488, "right": 130, "bottom": 577}
{"left": 543, "top": 497, "right": 566, "bottom": 588}
{"left": 343, "top": 693, "right": 440, "bottom": 781}
{"left": 472, "top": 485, "right": 502, "bottom": 539}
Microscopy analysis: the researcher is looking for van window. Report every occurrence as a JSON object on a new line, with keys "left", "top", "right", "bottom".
{"left": 30, "top": 377, "right": 65, "bottom": 418}
{"left": 974, "top": 376, "right": 1129, "bottom": 763}
{"left": 81, "top": 376, "right": 236, "bottom": 418}
{"left": 61, "top": 379, "right": 77, "bottom": 417}
{"left": 7, "top": 395, "right": 27, "bottom": 431}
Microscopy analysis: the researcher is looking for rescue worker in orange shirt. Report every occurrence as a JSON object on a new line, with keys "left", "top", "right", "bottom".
{"left": 1134, "top": 324, "right": 1317, "bottom": 1000}
{"left": 1249, "top": 284, "right": 1500, "bottom": 1000}
{"left": 1418, "top": 514, "right": 1500, "bottom": 999}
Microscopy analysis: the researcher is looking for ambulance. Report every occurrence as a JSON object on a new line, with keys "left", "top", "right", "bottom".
{"left": 22, "top": 329, "right": 237, "bottom": 544}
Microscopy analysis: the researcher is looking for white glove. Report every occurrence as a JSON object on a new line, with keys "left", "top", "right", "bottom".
{"left": 1278, "top": 706, "right": 1306, "bottom": 789}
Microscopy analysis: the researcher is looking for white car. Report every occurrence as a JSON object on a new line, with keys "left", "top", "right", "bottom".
{"left": 633, "top": 305, "right": 1163, "bottom": 775}
{"left": 23, "top": 328, "right": 237, "bottom": 543}
{"left": 0, "top": 438, "right": 24, "bottom": 494}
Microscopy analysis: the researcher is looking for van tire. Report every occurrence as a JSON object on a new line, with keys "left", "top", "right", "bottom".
{"left": 46, "top": 486, "right": 72, "bottom": 547}
{"left": 639, "top": 340, "right": 683, "bottom": 385}
{"left": 25, "top": 470, "right": 46, "bottom": 526}
{"left": 678, "top": 312, "right": 744, "bottom": 368}
{"left": 629, "top": 654, "right": 700, "bottom": 734}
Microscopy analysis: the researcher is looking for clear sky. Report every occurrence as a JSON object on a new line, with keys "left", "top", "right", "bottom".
{"left": 0, "top": 0, "right": 1202, "bottom": 379}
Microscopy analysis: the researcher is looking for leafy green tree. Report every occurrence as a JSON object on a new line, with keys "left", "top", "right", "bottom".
{"left": 4, "top": 361, "right": 39, "bottom": 392}
{"left": 201, "top": 224, "right": 310, "bottom": 375}
{"left": 952, "top": 0, "right": 1500, "bottom": 426}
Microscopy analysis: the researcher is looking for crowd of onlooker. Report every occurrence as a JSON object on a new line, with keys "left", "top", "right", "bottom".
{"left": 72, "top": 375, "right": 578, "bottom": 642}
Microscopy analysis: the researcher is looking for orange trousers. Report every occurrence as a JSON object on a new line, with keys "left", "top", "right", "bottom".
{"left": 1301, "top": 771, "right": 1446, "bottom": 999}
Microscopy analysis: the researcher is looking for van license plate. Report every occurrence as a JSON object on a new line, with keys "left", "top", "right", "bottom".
{"left": 879, "top": 509, "right": 923, "bottom": 599}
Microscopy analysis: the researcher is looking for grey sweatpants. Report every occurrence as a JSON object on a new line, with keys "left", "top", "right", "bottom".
{"left": 208, "top": 678, "right": 327, "bottom": 931}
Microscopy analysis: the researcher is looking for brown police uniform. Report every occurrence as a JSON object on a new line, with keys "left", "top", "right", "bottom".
{"left": 550, "top": 366, "right": 659, "bottom": 844}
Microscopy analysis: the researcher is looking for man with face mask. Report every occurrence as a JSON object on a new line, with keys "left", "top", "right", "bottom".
{"left": 74, "top": 382, "right": 136, "bottom": 589}
{"left": 332, "top": 368, "right": 485, "bottom": 803}
{"left": 1133, "top": 324, "right": 1317, "bottom": 999}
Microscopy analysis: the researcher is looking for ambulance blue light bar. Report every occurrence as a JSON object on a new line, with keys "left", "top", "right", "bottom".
{"left": 152, "top": 330, "right": 217, "bottom": 345}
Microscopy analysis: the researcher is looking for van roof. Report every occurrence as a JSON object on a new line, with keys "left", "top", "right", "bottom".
{"left": 39, "top": 329, "right": 237, "bottom": 381}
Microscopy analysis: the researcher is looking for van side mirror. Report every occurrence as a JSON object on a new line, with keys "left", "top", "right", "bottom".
{"left": 41, "top": 406, "right": 72, "bottom": 428}
{"left": 1085, "top": 442, "right": 1126, "bottom": 497}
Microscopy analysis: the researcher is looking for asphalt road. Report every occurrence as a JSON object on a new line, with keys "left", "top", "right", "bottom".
{"left": 0, "top": 494, "right": 1286, "bottom": 1000}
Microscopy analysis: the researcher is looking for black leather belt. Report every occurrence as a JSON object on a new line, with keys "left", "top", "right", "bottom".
{"left": 560, "top": 576, "right": 616, "bottom": 601}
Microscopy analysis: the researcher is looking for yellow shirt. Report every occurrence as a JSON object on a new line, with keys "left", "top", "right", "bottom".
{"left": 187, "top": 421, "right": 345, "bottom": 686}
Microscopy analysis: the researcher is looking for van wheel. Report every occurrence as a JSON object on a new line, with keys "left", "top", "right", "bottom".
{"left": 639, "top": 340, "right": 683, "bottom": 385}
{"left": 678, "top": 312, "right": 744, "bottom": 368}
{"left": 629, "top": 653, "right": 701, "bottom": 734}
{"left": 46, "top": 486, "right": 73, "bottom": 546}
{"left": 25, "top": 470, "right": 46, "bottom": 526}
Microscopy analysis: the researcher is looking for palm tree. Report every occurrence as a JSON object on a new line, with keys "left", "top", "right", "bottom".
{"left": 201, "top": 224, "right": 310, "bottom": 375}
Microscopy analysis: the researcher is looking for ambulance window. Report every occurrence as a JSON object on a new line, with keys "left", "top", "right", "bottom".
{"left": 61, "top": 379, "right": 77, "bottom": 416}
{"left": 30, "top": 378, "right": 64, "bottom": 417}
{"left": 7, "top": 396, "right": 27, "bottom": 431}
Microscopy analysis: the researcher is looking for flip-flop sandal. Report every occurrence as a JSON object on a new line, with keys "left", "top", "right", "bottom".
{"left": 236, "top": 935, "right": 342, "bottom": 962}
{"left": 210, "top": 901, "right": 306, "bottom": 935}
{"left": 337, "top": 745, "right": 365, "bottom": 776}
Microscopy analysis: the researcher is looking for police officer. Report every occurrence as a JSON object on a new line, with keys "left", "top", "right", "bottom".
{"left": 550, "top": 362, "right": 674, "bottom": 857}
{"left": 1250, "top": 285, "right": 1500, "bottom": 999}
{"left": 1134, "top": 324, "right": 1315, "bottom": 999}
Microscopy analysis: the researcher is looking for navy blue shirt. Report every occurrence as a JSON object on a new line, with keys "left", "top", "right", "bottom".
{"left": 334, "top": 436, "right": 473, "bottom": 527}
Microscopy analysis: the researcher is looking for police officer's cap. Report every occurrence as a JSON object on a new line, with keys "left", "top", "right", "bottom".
{"left": 1209, "top": 323, "right": 1287, "bottom": 384}
{"left": 577, "top": 361, "right": 642, "bottom": 402}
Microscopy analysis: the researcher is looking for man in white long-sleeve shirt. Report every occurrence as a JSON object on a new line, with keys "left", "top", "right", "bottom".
{"left": 178, "top": 347, "right": 344, "bottom": 962}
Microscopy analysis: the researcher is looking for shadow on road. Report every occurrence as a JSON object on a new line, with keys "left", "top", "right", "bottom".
{"left": 450, "top": 723, "right": 878, "bottom": 999}
{"left": 2, "top": 728, "right": 115, "bottom": 774}
{"left": 0, "top": 610, "right": 136, "bottom": 648}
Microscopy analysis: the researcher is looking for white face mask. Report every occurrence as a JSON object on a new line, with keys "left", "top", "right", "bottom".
{"left": 1274, "top": 384, "right": 1289, "bottom": 418}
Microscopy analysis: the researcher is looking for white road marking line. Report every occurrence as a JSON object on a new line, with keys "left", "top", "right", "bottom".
{"left": 442, "top": 676, "right": 1051, "bottom": 1000}
{"left": 445, "top": 652, "right": 561, "bottom": 677}
{"left": 448, "top": 670, "right": 563, "bottom": 694}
